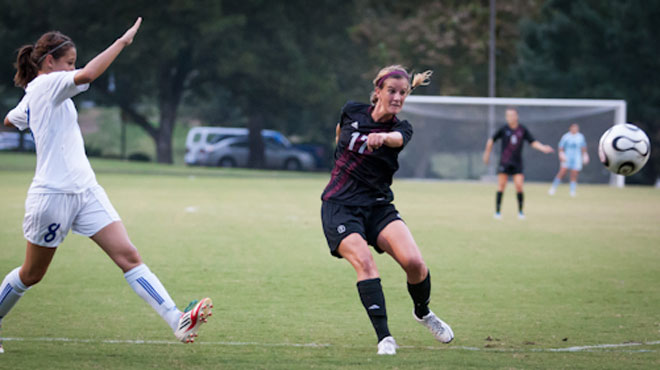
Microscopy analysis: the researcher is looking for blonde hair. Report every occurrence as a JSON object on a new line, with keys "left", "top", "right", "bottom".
{"left": 370, "top": 65, "right": 432, "bottom": 104}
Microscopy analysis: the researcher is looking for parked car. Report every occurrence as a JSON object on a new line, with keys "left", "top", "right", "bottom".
{"left": 0, "top": 131, "right": 35, "bottom": 151}
{"left": 185, "top": 126, "right": 315, "bottom": 170}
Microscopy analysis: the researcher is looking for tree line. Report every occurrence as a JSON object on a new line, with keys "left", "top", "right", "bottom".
{"left": 0, "top": 0, "right": 657, "bottom": 183}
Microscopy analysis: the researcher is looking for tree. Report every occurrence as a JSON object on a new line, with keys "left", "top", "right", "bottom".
{"left": 514, "top": 0, "right": 660, "bottom": 184}
{"left": 0, "top": 0, "right": 244, "bottom": 164}
{"left": 351, "top": 0, "right": 542, "bottom": 97}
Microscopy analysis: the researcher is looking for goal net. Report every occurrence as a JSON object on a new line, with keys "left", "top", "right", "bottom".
{"left": 398, "top": 96, "right": 626, "bottom": 186}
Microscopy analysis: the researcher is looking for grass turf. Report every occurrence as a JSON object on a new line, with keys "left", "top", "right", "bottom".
{"left": 1, "top": 152, "right": 659, "bottom": 369}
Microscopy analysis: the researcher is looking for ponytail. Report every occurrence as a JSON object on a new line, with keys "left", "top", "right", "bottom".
{"left": 14, "top": 45, "right": 39, "bottom": 89}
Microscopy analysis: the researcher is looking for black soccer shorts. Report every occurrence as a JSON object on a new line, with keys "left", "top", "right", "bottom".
{"left": 321, "top": 201, "right": 402, "bottom": 258}
{"left": 498, "top": 162, "right": 523, "bottom": 175}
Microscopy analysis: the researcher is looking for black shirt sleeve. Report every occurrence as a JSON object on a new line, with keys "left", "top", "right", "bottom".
{"left": 523, "top": 126, "right": 536, "bottom": 143}
{"left": 492, "top": 126, "right": 505, "bottom": 141}
{"left": 393, "top": 120, "right": 413, "bottom": 147}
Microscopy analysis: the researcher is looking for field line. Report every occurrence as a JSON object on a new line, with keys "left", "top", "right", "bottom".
{"left": 3, "top": 337, "right": 659, "bottom": 353}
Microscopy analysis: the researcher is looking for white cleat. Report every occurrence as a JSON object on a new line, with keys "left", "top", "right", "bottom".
{"left": 493, "top": 212, "right": 502, "bottom": 220}
{"left": 377, "top": 336, "right": 398, "bottom": 355}
{"left": 548, "top": 187, "right": 556, "bottom": 195}
{"left": 415, "top": 310, "right": 454, "bottom": 343}
{"left": 518, "top": 212, "right": 526, "bottom": 220}
{"left": 174, "top": 297, "right": 213, "bottom": 343}
{"left": 570, "top": 190, "right": 576, "bottom": 197}
{"left": 0, "top": 323, "right": 4, "bottom": 354}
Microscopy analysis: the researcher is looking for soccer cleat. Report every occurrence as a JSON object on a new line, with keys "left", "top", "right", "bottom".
{"left": 569, "top": 190, "right": 576, "bottom": 197}
{"left": 377, "top": 336, "right": 398, "bottom": 355}
{"left": 548, "top": 187, "right": 556, "bottom": 195}
{"left": 415, "top": 310, "right": 454, "bottom": 343}
{"left": 174, "top": 297, "right": 213, "bottom": 343}
{"left": 0, "top": 323, "right": 4, "bottom": 354}
{"left": 493, "top": 212, "right": 502, "bottom": 220}
{"left": 518, "top": 212, "right": 526, "bottom": 220}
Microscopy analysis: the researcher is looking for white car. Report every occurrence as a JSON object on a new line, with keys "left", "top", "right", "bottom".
{"left": 0, "top": 132, "right": 35, "bottom": 151}
{"left": 185, "top": 127, "right": 315, "bottom": 170}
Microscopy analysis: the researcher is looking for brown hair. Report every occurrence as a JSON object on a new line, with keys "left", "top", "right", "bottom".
{"left": 370, "top": 65, "right": 432, "bottom": 104}
{"left": 14, "top": 31, "right": 75, "bottom": 88}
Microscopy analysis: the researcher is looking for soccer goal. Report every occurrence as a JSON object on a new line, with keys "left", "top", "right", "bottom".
{"left": 399, "top": 96, "right": 626, "bottom": 186}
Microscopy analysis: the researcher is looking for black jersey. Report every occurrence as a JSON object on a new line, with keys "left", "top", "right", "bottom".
{"left": 321, "top": 101, "right": 413, "bottom": 206}
{"left": 492, "top": 124, "right": 535, "bottom": 167}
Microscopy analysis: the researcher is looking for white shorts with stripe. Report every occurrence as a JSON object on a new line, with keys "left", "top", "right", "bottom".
{"left": 23, "top": 185, "right": 120, "bottom": 247}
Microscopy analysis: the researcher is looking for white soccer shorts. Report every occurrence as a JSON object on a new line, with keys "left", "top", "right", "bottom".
{"left": 22, "top": 185, "right": 120, "bottom": 247}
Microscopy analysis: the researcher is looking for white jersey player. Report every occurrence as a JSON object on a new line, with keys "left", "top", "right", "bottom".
{"left": 0, "top": 18, "right": 211, "bottom": 354}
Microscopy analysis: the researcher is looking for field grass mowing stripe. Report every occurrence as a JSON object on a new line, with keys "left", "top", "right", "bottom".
{"left": 3, "top": 337, "right": 658, "bottom": 353}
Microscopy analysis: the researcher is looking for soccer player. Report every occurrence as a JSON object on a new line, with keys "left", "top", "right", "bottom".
{"left": 548, "top": 123, "right": 589, "bottom": 196}
{"left": 482, "top": 108, "right": 554, "bottom": 220}
{"left": 321, "top": 65, "right": 453, "bottom": 355}
{"left": 0, "top": 18, "right": 211, "bottom": 354}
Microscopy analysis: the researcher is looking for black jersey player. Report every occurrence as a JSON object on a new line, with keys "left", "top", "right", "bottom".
{"left": 321, "top": 65, "right": 453, "bottom": 355}
{"left": 482, "top": 108, "right": 554, "bottom": 219}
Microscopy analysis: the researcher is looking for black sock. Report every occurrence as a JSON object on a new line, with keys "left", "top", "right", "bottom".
{"left": 496, "top": 191, "right": 503, "bottom": 213}
{"left": 407, "top": 270, "right": 431, "bottom": 319}
{"left": 357, "top": 278, "right": 390, "bottom": 342}
{"left": 517, "top": 192, "right": 524, "bottom": 213}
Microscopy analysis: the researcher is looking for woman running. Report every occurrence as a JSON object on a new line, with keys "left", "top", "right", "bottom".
{"left": 321, "top": 65, "right": 453, "bottom": 355}
{"left": 0, "top": 18, "right": 211, "bottom": 354}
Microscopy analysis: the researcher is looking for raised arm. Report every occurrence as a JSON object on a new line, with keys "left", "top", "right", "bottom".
{"left": 531, "top": 140, "right": 554, "bottom": 154}
{"left": 74, "top": 17, "right": 142, "bottom": 86}
{"left": 482, "top": 138, "right": 494, "bottom": 164}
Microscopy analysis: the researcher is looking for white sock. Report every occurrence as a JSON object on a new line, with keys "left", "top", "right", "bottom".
{"left": 0, "top": 267, "right": 29, "bottom": 322}
{"left": 124, "top": 264, "right": 181, "bottom": 331}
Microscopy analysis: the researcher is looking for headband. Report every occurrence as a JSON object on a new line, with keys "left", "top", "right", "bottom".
{"left": 37, "top": 40, "right": 73, "bottom": 64}
{"left": 375, "top": 70, "right": 410, "bottom": 88}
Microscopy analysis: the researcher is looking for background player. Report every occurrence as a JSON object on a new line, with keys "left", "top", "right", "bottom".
{"left": 482, "top": 108, "right": 554, "bottom": 219}
{"left": 548, "top": 123, "right": 589, "bottom": 196}
{"left": 321, "top": 65, "right": 453, "bottom": 355}
{"left": 0, "top": 18, "right": 211, "bottom": 354}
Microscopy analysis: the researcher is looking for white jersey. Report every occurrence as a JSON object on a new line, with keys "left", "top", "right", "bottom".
{"left": 6, "top": 70, "right": 97, "bottom": 193}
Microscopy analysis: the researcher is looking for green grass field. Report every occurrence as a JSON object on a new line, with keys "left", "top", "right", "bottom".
{"left": 1, "top": 152, "right": 659, "bottom": 369}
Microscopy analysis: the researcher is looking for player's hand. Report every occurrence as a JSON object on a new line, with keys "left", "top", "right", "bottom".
{"left": 559, "top": 152, "right": 567, "bottom": 163}
{"left": 366, "top": 133, "right": 386, "bottom": 152}
{"left": 542, "top": 145, "right": 555, "bottom": 154}
{"left": 119, "top": 17, "right": 142, "bottom": 46}
{"left": 482, "top": 153, "right": 489, "bottom": 165}
{"left": 583, "top": 153, "right": 590, "bottom": 165}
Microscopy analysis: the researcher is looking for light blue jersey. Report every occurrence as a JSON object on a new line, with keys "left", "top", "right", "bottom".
{"left": 558, "top": 132, "right": 586, "bottom": 170}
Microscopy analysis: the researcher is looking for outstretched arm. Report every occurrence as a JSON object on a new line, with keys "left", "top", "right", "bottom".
{"left": 366, "top": 131, "right": 403, "bottom": 152}
{"left": 482, "top": 138, "right": 494, "bottom": 164}
{"left": 74, "top": 17, "right": 142, "bottom": 86}
{"left": 531, "top": 140, "right": 554, "bottom": 154}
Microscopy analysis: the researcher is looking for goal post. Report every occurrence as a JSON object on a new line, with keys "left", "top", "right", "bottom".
{"left": 399, "top": 95, "right": 626, "bottom": 187}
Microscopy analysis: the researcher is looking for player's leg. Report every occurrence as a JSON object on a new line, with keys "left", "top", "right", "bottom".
{"left": 376, "top": 220, "right": 453, "bottom": 344}
{"left": 337, "top": 234, "right": 394, "bottom": 353}
{"left": 0, "top": 242, "right": 56, "bottom": 354}
{"left": 0, "top": 243, "right": 56, "bottom": 324}
{"left": 79, "top": 186, "right": 210, "bottom": 342}
{"left": 513, "top": 174, "right": 525, "bottom": 219}
{"left": 2, "top": 192, "right": 74, "bottom": 353}
{"left": 495, "top": 173, "right": 508, "bottom": 218}
{"left": 549, "top": 166, "right": 567, "bottom": 195}
{"left": 569, "top": 169, "right": 579, "bottom": 196}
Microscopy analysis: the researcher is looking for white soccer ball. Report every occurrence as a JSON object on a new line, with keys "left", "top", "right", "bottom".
{"left": 598, "top": 123, "right": 651, "bottom": 176}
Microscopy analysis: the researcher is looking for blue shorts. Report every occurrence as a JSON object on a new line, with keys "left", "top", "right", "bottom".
{"left": 561, "top": 156, "right": 582, "bottom": 171}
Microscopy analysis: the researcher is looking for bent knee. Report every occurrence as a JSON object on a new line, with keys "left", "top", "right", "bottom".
{"left": 403, "top": 258, "right": 427, "bottom": 276}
